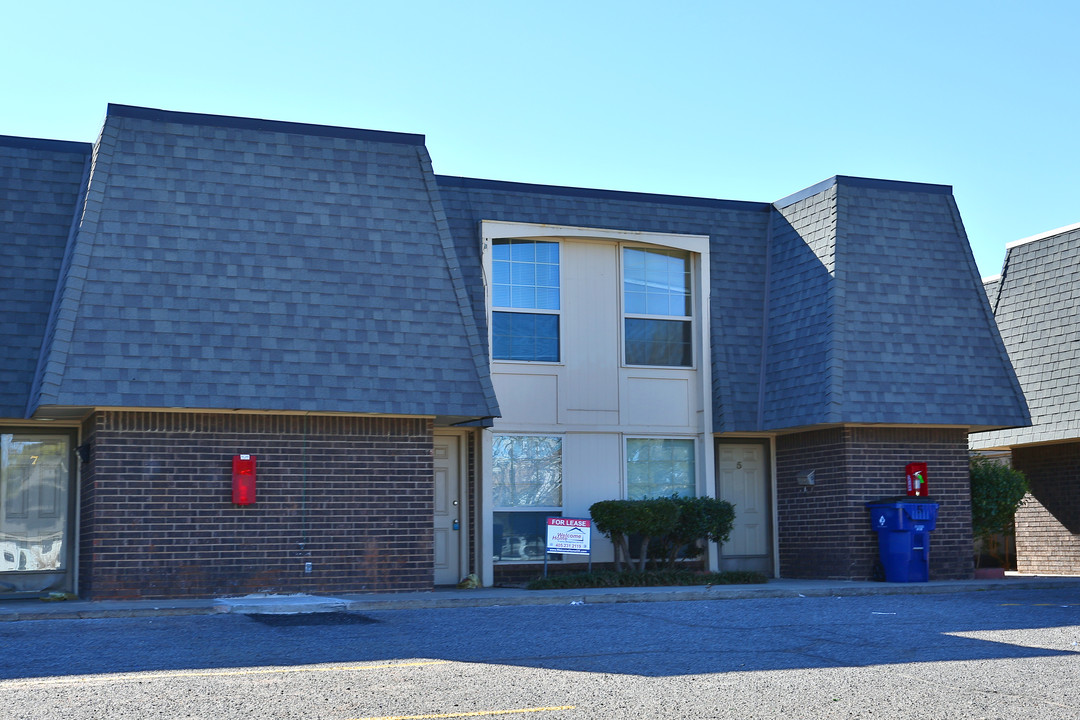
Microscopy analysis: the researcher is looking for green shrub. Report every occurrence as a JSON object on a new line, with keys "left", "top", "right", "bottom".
{"left": 589, "top": 496, "right": 736, "bottom": 571}
{"left": 653, "top": 496, "right": 737, "bottom": 567}
{"left": 590, "top": 499, "right": 678, "bottom": 572}
{"left": 970, "top": 455, "right": 1028, "bottom": 542}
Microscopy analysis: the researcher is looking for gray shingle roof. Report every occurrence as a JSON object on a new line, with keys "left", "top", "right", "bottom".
{"left": 973, "top": 224, "right": 1080, "bottom": 448}
{"left": 437, "top": 175, "right": 1029, "bottom": 433}
{"left": 28, "top": 106, "right": 497, "bottom": 420}
{"left": 762, "top": 184, "right": 838, "bottom": 427}
{"left": 0, "top": 136, "right": 90, "bottom": 417}
{"left": 763, "top": 177, "right": 1029, "bottom": 430}
{"left": 983, "top": 275, "right": 1001, "bottom": 306}
{"left": 3, "top": 106, "right": 1030, "bottom": 433}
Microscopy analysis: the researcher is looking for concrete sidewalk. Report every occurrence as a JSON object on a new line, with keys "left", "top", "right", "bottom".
{"left": 2, "top": 573, "right": 1078, "bottom": 622}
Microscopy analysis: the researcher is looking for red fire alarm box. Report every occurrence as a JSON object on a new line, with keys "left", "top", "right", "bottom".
{"left": 906, "top": 462, "right": 928, "bottom": 497}
{"left": 232, "top": 454, "right": 256, "bottom": 505}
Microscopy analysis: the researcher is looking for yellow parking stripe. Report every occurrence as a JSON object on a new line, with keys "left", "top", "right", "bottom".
{"left": 1, "top": 660, "right": 449, "bottom": 688}
{"left": 351, "top": 707, "right": 576, "bottom": 720}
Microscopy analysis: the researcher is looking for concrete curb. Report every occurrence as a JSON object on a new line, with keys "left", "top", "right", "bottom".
{"left": 2, "top": 576, "right": 1078, "bottom": 621}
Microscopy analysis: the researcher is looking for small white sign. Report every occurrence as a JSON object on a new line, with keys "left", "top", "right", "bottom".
{"left": 546, "top": 517, "right": 591, "bottom": 555}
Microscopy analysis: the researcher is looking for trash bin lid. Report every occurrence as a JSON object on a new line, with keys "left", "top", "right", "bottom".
{"left": 865, "top": 496, "right": 939, "bottom": 507}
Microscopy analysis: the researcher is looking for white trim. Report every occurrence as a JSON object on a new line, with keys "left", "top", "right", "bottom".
{"left": 1006, "top": 221, "right": 1080, "bottom": 250}
{"left": 982, "top": 274, "right": 1002, "bottom": 283}
{"left": 482, "top": 220, "right": 709, "bottom": 254}
{"left": 479, "top": 429, "right": 494, "bottom": 585}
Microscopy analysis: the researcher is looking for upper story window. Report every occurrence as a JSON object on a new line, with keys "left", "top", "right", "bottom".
{"left": 622, "top": 247, "right": 693, "bottom": 367}
{"left": 492, "top": 239, "right": 560, "bottom": 362}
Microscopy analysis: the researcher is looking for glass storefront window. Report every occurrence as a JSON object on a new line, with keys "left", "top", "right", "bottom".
{"left": 1, "top": 434, "right": 70, "bottom": 573}
{"left": 492, "top": 435, "right": 562, "bottom": 507}
{"left": 493, "top": 511, "right": 562, "bottom": 562}
{"left": 493, "top": 435, "right": 562, "bottom": 563}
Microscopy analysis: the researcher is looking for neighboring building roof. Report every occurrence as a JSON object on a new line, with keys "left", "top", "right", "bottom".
{"left": 763, "top": 177, "right": 1030, "bottom": 431}
{"left": 983, "top": 275, "right": 1001, "bottom": 306}
{"left": 0, "top": 135, "right": 91, "bottom": 418}
{"left": 26, "top": 105, "right": 498, "bottom": 422}
{"left": 973, "top": 223, "right": 1080, "bottom": 448}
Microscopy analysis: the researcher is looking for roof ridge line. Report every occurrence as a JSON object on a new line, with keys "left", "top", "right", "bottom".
{"left": 435, "top": 174, "right": 769, "bottom": 212}
{"left": 946, "top": 194, "right": 1030, "bottom": 426}
{"left": 1006, "top": 221, "right": 1080, "bottom": 249}
{"left": 418, "top": 150, "right": 500, "bottom": 419}
{"left": 106, "top": 103, "right": 426, "bottom": 146}
{"left": 25, "top": 153, "right": 94, "bottom": 416}
{"left": 825, "top": 184, "right": 844, "bottom": 424}
{"left": 29, "top": 124, "right": 120, "bottom": 411}
{"left": 0, "top": 134, "right": 92, "bottom": 153}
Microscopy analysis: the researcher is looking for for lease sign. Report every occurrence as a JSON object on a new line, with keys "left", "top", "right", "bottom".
{"left": 546, "top": 517, "right": 591, "bottom": 555}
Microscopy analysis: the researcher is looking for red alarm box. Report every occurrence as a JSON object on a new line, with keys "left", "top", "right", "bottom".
{"left": 232, "top": 455, "right": 256, "bottom": 505}
{"left": 906, "top": 462, "right": 928, "bottom": 497}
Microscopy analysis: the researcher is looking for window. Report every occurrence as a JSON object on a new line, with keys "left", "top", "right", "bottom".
{"left": 1, "top": 434, "right": 70, "bottom": 573}
{"left": 492, "top": 239, "right": 560, "bottom": 362}
{"left": 622, "top": 247, "right": 692, "bottom": 366}
{"left": 626, "top": 438, "right": 695, "bottom": 499}
{"left": 492, "top": 435, "right": 562, "bottom": 562}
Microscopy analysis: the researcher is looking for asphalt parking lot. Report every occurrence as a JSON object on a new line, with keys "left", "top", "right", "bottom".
{"left": 1, "top": 582, "right": 1078, "bottom": 719}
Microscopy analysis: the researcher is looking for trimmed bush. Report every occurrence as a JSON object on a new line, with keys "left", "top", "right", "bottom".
{"left": 590, "top": 496, "right": 736, "bottom": 571}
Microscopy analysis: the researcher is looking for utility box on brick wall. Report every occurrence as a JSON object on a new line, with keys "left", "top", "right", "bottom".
{"left": 232, "top": 454, "right": 256, "bottom": 505}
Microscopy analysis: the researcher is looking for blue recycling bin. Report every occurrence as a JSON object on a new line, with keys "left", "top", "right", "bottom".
{"left": 866, "top": 498, "right": 939, "bottom": 582}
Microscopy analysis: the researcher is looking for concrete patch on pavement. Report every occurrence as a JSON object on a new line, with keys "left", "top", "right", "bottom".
{"left": 215, "top": 594, "right": 347, "bottom": 615}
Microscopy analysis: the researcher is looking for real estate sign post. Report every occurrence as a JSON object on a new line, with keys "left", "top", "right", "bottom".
{"left": 544, "top": 517, "right": 592, "bottom": 576}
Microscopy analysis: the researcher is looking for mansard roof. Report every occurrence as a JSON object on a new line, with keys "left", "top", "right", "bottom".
{"left": 762, "top": 176, "right": 1029, "bottom": 431}
{"left": 22, "top": 105, "right": 497, "bottom": 422}
{"left": 1, "top": 105, "right": 1029, "bottom": 432}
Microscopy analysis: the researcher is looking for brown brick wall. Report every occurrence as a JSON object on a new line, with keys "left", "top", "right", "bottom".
{"left": 1012, "top": 442, "right": 1080, "bottom": 575}
{"left": 776, "top": 427, "right": 973, "bottom": 580}
{"left": 78, "top": 411, "right": 435, "bottom": 599}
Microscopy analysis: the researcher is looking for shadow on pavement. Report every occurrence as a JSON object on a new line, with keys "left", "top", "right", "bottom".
{"left": 1, "top": 588, "right": 1077, "bottom": 680}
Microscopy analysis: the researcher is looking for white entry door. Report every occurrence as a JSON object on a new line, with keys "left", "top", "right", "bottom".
{"left": 433, "top": 435, "right": 465, "bottom": 585}
{"left": 716, "top": 442, "right": 772, "bottom": 574}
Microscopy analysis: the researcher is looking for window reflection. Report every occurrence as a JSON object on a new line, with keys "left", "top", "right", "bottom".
{"left": 1, "top": 435, "right": 69, "bottom": 573}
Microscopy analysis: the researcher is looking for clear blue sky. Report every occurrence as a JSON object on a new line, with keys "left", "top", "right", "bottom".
{"left": 4, "top": 0, "right": 1077, "bottom": 277}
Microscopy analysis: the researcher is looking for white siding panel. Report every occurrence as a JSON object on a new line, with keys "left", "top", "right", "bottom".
{"left": 491, "top": 372, "right": 559, "bottom": 425}
{"left": 562, "top": 242, "right": 620, "bottom": 417}
{"left": 624, "top": 376, "right": 691, "bottom": 427}
{"left": 563, "top": 432, "right": 622, "bottom": 562}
